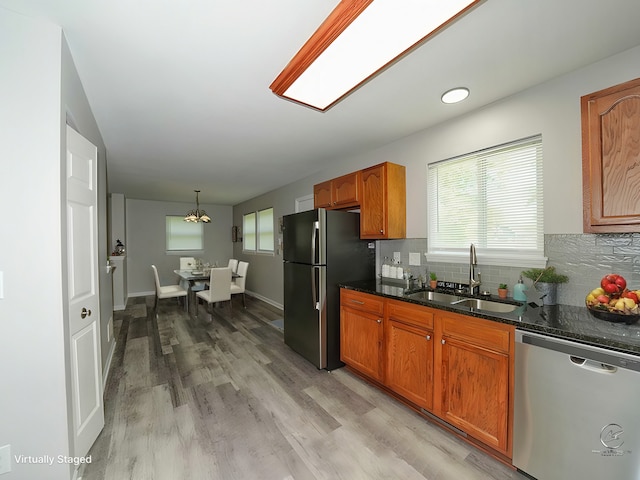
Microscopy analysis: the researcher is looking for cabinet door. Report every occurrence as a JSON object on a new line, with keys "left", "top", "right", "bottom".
{"left": 360, "top": 164, "right": 386, "bottom": 237}
{"left": 387, "top": 319, "right": 434, "bottom": 410}
{"left": 332, "top": 171, "right": 360, "bottom": 208}
{"left": 340, "top": 307, "right": 384, "bottom": 381}
{"left": 314, "top": 180, "right": 333, "bottom": 209}
{"left": 439, "top": 336, "right": 510, "bottom": 452}
{"left": 582, "top": 77, "right": 640, "bottom": 232}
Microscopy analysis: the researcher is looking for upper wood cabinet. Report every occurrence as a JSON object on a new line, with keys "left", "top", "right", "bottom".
{"left": 314, "top": 171, "right": 360, "bottom": 209}
{"left": 360, "top": 162, "right": 406, "bottom": 239}
{"left": 582, "top": 77, "right": 640, "bottom": 233}
{"left": 314, "top": 162, "right": 406, "bottom": 239}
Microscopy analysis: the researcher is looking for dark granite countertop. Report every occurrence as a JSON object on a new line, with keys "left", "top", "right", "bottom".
{"left": 340, "top": 279, "right": 640, "bottom": 356}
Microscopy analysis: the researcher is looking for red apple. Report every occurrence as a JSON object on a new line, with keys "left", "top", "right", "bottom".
{"left": 596, "top": 294, "right": 611, "bottom": 304}
{"left": 622, "top": 290, "right": 639, "bottom": 304}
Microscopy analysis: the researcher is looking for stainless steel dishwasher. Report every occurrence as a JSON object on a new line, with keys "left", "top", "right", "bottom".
{"left": 513, "top": 330, "right": 640, "bottom": 480}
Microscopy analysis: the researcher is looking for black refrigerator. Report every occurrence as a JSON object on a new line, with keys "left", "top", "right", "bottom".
{"left": 283, "top": 208, "right": 375, "bottom": 370}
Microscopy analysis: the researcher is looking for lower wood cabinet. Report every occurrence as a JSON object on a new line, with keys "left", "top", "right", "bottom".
{"left": 386, "top": 300, "right": 434, "bottom": 411}
{"left": 436, "top": 311, "right": 512, "bottom": 455}
{"left": 340, "top": 290, "right": 385, "bottom": 382}
{"left": 340, "top": 289, "right": 515, "bottom": 459}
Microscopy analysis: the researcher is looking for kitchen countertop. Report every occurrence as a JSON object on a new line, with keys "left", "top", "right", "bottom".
{"left": 340, "top": 279, "right": 640, "bottom": 356}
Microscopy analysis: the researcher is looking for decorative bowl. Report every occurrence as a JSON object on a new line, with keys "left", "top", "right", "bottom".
{"left": 586, "top": 304, "right": 640, "bottom": 325}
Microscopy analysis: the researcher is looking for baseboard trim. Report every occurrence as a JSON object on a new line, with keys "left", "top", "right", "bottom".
{"left": 245, "top": 290, "right": 283, "bottom": 310}
{"left": 128, "top": 290, "right": 155, "bottom": 298}
{"left": 102, "top": 339, "right": 116, "bottom": 390}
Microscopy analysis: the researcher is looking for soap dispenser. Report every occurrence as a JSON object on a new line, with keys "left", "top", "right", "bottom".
{"left": 513, "top": 276, "right": 527, "bottom": 301}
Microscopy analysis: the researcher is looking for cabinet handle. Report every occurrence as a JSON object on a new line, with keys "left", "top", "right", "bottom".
{"left": 349, "top": 299, "right": 365, "bottom": 305}
{"left": 426, "top": 335, "right": 431, "bottom": 340}
{"left": 380, "top": 229, "right": 384, "bottom": 234}
{"left": 441, "top": 339, "right": 446, "bottom": 345}
{"left": 377, "top": 319, "right": 382, "bottom": 324}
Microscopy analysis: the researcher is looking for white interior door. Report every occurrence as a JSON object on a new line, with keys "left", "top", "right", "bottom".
{"left": 66, "top": 125, "right": 104, "bottom": 458}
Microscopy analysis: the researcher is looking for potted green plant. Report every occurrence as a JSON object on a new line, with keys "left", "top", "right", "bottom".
{"left": 429, "top": 272, "right": 438, "bottom": 290}
{"left": 521, "top": 266, "right": 569, "bottom": 306}
{"left": 498, "top": 283, "right": 508, "bottom": 299}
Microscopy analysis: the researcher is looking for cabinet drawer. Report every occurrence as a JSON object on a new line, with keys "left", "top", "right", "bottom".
{"left": 341, "top": 289, "right": 384, "bottom": 316}
{"left": 440, "top": 312, "right": 512, "bottom": 354}
{"left": 387, "top": 299, "right": 434, "bottom": 329}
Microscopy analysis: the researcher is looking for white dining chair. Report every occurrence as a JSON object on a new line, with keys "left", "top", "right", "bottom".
{"left": 196, "top": 267, "right": 232, "bottom": 319}
{"left": 179, "top": 257, "right": 196, "bottom": 270}
{"left": 231, "top": 261, "right": 249, "bottom": 308}
{"left": 152, "top": 265, "right": 187, "bottom": 312}
{"left": 227, "top": 258, "right": 239, "bottom": 273}
{"left": 179, "top": 256, "right": 206, "bottom": 292}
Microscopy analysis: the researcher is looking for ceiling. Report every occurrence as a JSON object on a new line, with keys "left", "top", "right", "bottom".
{"left": 4, "top": 0, "right": 640, "bottom": 205}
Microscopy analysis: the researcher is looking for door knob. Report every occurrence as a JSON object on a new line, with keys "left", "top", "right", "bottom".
{"left": 81, "top": 307, "right": 92, "bottom": 319}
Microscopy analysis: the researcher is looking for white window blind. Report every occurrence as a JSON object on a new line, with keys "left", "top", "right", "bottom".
{"left": 243, "top": 212, "right": 256, "bottom": 251}
{"left": 166, "top": 216, "right": 203, "bottom": 251}
{"left": 243, "top": 208, "right": 275, "bottom": 254}
{"left": 427, "top": 135, "right": 545, "bottom": 266}
{"left": 257, "top": 208, "right": 274, "bottom": 253}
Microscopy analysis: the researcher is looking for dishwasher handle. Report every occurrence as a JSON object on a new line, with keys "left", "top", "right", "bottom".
{"left": 516, "top": 330, "right": 640, "bottom": 373}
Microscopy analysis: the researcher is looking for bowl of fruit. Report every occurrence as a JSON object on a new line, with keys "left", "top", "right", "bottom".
{"left": 585, "top": 274, "right": 640, "bottom": 324}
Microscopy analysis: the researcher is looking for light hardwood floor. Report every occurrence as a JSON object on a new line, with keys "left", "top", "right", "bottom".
{"left": 79, "top": 295, "right": 529, "bottom": 480}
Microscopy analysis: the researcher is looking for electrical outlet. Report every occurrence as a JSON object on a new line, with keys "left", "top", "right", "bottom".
{"left": 393, "top": 252, "right": 401, "bottom": 263}
{"left": 0, "top": 444, "right": 11, "bottom": 474}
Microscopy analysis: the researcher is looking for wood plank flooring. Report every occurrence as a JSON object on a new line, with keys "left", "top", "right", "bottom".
{"left": 79, "top": 295, "right": 528, "bottom": 480}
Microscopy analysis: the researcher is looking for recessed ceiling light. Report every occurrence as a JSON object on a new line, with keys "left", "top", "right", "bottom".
{"left": 441, "top": 87, "right": 470, "bottom": 104}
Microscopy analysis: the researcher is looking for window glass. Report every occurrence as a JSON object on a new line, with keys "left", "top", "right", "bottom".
{"left": 166, "top": 216, "right": 203, "bottom": 251}
{"left": 243, "top": 212, "right": 256, "bottom": 251}
{"left": 427, "top": 135, "right": 544, "bottom": 266}
{"left": 258, "top": 208, "right": 274, "bottom": 253}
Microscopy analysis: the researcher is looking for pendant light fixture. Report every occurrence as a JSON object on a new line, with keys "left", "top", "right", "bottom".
{"left": 270, "top": 0, "right": 481, "bottom": 111}
{"left": 184, "top": 190, "right": 211, "bottom": 223}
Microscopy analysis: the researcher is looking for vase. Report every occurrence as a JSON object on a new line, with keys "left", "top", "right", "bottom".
{"left": 430, "top": 280, "right": 437, "bottom": 289}
{"left": 498, "top": 288, "right": 508, "bottom": 299}
{"left": 534, "top": 282, "right": 559, "bottom": 306}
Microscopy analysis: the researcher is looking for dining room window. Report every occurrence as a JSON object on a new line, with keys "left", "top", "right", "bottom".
{"left": 243, "top": 207, "right": 274, "bottom": 254}
{"left": 166, "top": 215, "right": 204, "bottom": 252}
{"left": 426, "top": 135, "right": 545, "bottom": 267}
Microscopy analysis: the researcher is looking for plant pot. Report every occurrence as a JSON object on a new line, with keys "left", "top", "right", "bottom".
{"left": 498, "top": 288, "right": 508, "bottom": 299}
{"left": 429, "top": 280, "right": 437, "bottom": 289}
{"left": 534, "top": 282, "right": 559, "bottom": 306}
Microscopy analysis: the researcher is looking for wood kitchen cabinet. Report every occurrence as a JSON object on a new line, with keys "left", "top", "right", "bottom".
{"left": 386, "top": 300, "right": 434, "bottom": 411}
{"left": 360, "top": 162, "right": 406, "bottom": 239}
{"left": 340, "top": 288, "right": 515, "bottom": 458}
{"left": 435, "top": 310, "right": 513, "bottom": 456}
{"left": 340, "top": 290, "right": 385, "bottom": 381}
{"left": 582, "top": 77, "right": 640, "bottom": 233}
{"left": 313, "top": 171, "right": 360, "bottom": 210}
{"left": 313, "top": 162, "right": 406, "bottom": 239}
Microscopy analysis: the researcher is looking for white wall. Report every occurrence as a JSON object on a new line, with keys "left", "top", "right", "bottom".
{"left": 0, "top": 8, "right": 110, "bottom": 479}
{"left": 0, "top": 9, "right": 70, "bottom": 480}
{"left": 125, "top": 199, "right": 233, "bottom": 295}
{"left": 234, "top": 44, "right": 640, "bottom": 306}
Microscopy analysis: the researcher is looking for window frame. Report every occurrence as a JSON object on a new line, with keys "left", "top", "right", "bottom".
{"left": 165, "top": 215, "right": 204, "bottom": 254}
{"left": 243, "top": 207, "right": 275, "bottom": 255}
{"left": 425, "top": 135, "right": 547, "bottom": 268}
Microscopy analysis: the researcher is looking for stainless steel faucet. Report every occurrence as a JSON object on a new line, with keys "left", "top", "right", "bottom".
{"left": 469, "top": 243, "right": 481, "bottom": 295}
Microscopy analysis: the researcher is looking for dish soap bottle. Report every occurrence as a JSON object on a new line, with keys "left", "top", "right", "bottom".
{"left": 513, "top": 276, "right": 527, "bottom": 301}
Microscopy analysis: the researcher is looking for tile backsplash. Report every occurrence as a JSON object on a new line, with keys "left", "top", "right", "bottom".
{"left": 377, "top": 234, "right": 640, "bottom": 307}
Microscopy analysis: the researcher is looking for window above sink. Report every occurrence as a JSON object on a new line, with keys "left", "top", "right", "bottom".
{"left": 426, "top": 135, "right": 547, "bottom": 269}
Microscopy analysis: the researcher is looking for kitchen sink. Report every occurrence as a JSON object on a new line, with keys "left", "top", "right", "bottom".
{"left": 406, "top": 291, "right": 462, "bottom": 303}
{"left": 451, "top": 298, "right": 519, "bottom": 313}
